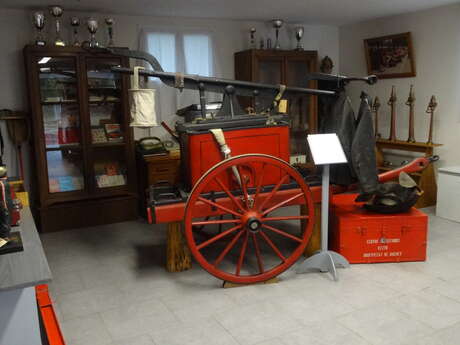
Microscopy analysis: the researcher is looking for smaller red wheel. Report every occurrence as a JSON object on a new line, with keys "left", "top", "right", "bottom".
{"left": 184, "top": 154, "right": 315, "bottom": 284}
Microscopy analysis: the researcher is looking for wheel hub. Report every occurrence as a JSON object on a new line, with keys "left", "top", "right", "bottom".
{"left": 247, "top": 217, "right": 261, "bottom": 232}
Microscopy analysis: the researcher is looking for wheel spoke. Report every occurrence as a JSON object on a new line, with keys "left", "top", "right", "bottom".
{"left": 258, "top": 174, "right": 289, "bottom": 213}
{"left": 214, "top": 229, "right": 244, "bottom": 267}
{"left": 236, "top": 165, "right": 250, "bottom": 208}
{"left": 214, "top": 177, "right": 246, "bottom": 212}
{"left": 261, "top": 223, "right": 303, "bottom": 243}
{"left": 197, "top": 224, "right": 242, "bottom": 250}
{"left": 192, "top": 219, "right": 242, "bottom": 226}
{"left": 251, "top": 232, "right": 264, "bottom": 273}
{"left": 259, "top": 231, "right": 286, "bottom": 262}
{"left": 261, "top": 192, "right": 304, "bottom": 216}
{"left": 235, "top": 231, "right": 249, "bottom": 276}
{"left": 197, "top": 196, "right": 242, "bottom": 218}
{"left": 263, "top": 215, "right": 309, "bottom": 222}
{"left": 253, "top": 163, "right": 266, "bottom": 209}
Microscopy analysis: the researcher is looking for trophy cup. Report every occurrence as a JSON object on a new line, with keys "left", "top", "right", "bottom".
{"left": 271, "top": 19, "right": 284, "bottom": 50}
{"left": 32, "top": 11, "right": 46, "bottom": 46}
{"left": 105, "top": 18, "right": 114, "bottom": 47}
{"left": 249, "top": 28, "right": 256, "bottom": 49}
{"left": 70, "top": 17, "right": 80, "bottom": 46}
{"left": 87, "top": 18, "right": 99, "bottom": 48}
{"left": 294, "top": 26, "right": 304, "bottom": 50}
{"left": 49, "top": 6, "right": 65, "bottom": 46}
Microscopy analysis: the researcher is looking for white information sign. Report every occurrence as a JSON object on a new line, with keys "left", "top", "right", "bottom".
{"left": 307, "top": 133, "right": 347, "bottom": 165}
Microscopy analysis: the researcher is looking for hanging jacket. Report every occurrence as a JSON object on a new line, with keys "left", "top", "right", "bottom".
{"left": 318, "top": 89, "right": 379, "bottom": 194}
{"left": 352, "top": 92, "right": 379, "bottom": 197}
{"left": 318, "top": 90, "right": 357, "bottom": 186}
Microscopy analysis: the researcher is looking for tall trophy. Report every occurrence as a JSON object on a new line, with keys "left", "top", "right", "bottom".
{"left": 87, "top": 18, "right": 99, "bottom": 48}
{"left": 105, "top": 18, "right": 114, "bottom": 47}
{"left": 249, "top": 28, "right": 256, "bottom": 49}
{"left": 70, "top": 17, "right": 80, "bottom": 46}
{"left": 49, "top": 6, "right": 65, "bottom": 46}
{"left": 32, "top": 11, "right": 46, "bottom": 46}
{"left": 294, "top": 26, "right": 304, "bottom": 50}
{"left": 271, "top": 19, "right": 284, "bottom": 50}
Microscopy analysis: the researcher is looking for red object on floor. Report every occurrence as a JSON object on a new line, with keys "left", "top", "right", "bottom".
{"left": 329, "top": 193, "right": 428, "bottom": 263}
{"left": 35, "top": 284, "right": 66, "bottom": 345}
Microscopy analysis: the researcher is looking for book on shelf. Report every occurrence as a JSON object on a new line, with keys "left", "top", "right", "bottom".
{"left": 91, "top": 127, "right": 108, "bottom": 143}
{"left": 104, "top": 123, "right": 123, "bottom": 142}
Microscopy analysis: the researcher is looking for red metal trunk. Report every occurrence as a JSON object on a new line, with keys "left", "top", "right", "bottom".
{"left": 329, "top": 194, "right": 428, "bottom": 263}
{"left": 179, "top": 125, "right": 290, "bottom": 192}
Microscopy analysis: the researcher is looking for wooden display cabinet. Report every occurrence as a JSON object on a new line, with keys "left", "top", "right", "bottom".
{"left": 24, "top": 45, "right": 138, "bottom": 232}
{"left": 234, "top": 49, "right": 318, "bottom": 156}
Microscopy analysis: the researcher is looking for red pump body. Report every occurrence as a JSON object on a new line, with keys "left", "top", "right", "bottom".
{"left": 179, "top": 124, "right": 290, "bottom": 192}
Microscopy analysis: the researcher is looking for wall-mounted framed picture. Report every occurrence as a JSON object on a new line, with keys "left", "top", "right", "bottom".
{"left": 364, "top": 32, "right": 416, "bottom": 79}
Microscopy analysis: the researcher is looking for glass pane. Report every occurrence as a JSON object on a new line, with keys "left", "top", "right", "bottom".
{"left": 286, "top": 60, "right": 309, "bottom": 87}
{"left": 47, "top": 149, "right": 84, "bottom": 193}
{"left": 258, "top": 60, "right": 282, "bottom": 84}
{"left": 86, "top": 58, "right": 125, "bottom": 145}
{"left": 38, "top": 57, "right": 81, "bottom": 149}
{"left": 93, "top": 147, "right": 127, "bottom": 189}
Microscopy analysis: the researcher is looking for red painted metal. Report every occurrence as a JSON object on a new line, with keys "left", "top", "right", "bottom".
{"left": 184, "top": 154, "right": 314, "bottom": 284}
{"left": 181, "top": 125, "right": 290, "bottom": 192}
{"left": 35, "top": 284, "right": 66, "bottom": 345}
{"left": 152, "top": 185, "right": 324, "bottom": 224}
{"left": 329, "top": 193, "right": 428, "bottom": 263}
{"left": 378, "top": 156, "right": 432, "bottom": 183}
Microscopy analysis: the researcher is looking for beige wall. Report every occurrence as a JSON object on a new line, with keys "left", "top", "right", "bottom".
{"left": 0, "top": 7, "right": 339, "bottom": 180}
{"left": 339, "top": 3, "right": 460, "bottom": 168}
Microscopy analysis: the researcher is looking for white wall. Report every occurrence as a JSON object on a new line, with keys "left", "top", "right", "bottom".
{"left": 0, "top": 7, "right": 339, "bottom": 180}
{"left": 339, "top": 3, "right": 460, "bottom": 168}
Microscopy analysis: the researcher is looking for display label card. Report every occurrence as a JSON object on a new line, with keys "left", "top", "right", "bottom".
{"left": 307, "top": 133, "right": 347, "bottom": 165}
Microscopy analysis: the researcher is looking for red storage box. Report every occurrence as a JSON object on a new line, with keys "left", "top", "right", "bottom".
{"left": 179, "top": 124, "right": 290, "bottom": 192}
{"left": 329, "top": 194, "right": 428, "bottom": 263}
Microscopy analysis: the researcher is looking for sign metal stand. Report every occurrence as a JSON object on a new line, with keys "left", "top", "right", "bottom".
{"left": 297, "top": 134, "right": 350, "bottom": 281}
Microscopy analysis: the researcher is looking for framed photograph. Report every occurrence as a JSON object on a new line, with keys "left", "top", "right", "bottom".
{"left": 364, "top": 32, "right": 416, "bottom": 79}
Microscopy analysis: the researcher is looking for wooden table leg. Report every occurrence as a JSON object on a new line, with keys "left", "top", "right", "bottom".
{"left": 303, "top": 203, "right": 322, "bottom": 257}
{"left": 166, "top": 222, "right": 192, "bottom": 272}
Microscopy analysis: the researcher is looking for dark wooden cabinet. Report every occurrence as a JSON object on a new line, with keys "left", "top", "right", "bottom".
{"left": 24, "top": 45, "right": 137, "bottom": 232}
{"left": 234, "top": 49, "right": 318, "bottom": 156}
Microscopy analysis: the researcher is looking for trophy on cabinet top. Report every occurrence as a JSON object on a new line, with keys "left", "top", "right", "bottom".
{"left": 249, "top": 28, "right": 256, "bottom": 49}
{"left": 426, "top": 95, "right": 438, "bottom": 145}
{"left": 32, "top": 11, "right": 46, "bottom": 46}
{"left": 105, "top": 18, "right": 115, "bottom": 47}
{"left": 372, "top": 96, "right": 381, "bottom": 138}
{"left": 271, "top": 19, "right": 284, "bottom": 50}
{"left": 388, "top": 86, "right": 397, "bottom": 141}
{"left": 49, "top": 5, "right": 65, "bottom": 46}
{"left": 87, "top": 18, "right": 99, "bottom": 48}
{"left": 294, "top": 26, "right": 304, "bottom": 51}
{"left": 405, "top": 85, "right": 416, "bottom": 143}
{"left": 70, "top": 17, "right": 81, "bottom": 46}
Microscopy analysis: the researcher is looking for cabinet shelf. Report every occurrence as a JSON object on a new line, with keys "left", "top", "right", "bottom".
{"left": 41, "top": 100, "right": 78, "bottom": 105}
{"left": 46, "top": 143, "right": 81, "bottom": 151}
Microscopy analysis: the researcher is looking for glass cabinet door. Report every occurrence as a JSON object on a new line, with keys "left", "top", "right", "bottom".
{"left": 86, "top": 58, "right": 128, "bottom": 190}
{"left": 38, "top": 56, "right": 85, "bottom": 193}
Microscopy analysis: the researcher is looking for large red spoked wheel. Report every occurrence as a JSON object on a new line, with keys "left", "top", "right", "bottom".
{"left": 184, "top": 154, "right": 315, "bottom": 284}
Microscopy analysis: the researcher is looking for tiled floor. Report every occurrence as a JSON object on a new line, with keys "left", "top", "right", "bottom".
{"left": 40, "top": 208, "right": 460, "bottom": 345}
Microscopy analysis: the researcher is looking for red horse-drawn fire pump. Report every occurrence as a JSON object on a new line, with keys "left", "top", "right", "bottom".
{"left": 111, "top": 49, "right": 435, "bottom": 285}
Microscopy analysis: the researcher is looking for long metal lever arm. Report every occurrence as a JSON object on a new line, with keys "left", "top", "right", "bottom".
{"left": 111, "top": 66, "right": 336, "bottom": 98}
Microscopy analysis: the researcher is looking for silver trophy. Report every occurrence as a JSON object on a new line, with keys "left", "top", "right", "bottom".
{"left": 49, "top": 6, "right": 65, "bottom": 46}
{"left": 249, "top": 28, "right": 256, "bottom": 49}
{"left": 87, "top": 18, "right": 99, "bottom": 48}
{"left": 105, "top": 18, "right": 115, "bottom": 47}
{"left": 32, "top": 11, "right": 46, "bottom": 46}
{"left": 272, "top": 19, "right": 284, "bottom": 50}
{"left": 295, "top": 26, "right": 304, "bottom": 50}
{"left": 70, "top": 17, "right": 80, "bottom": 46}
